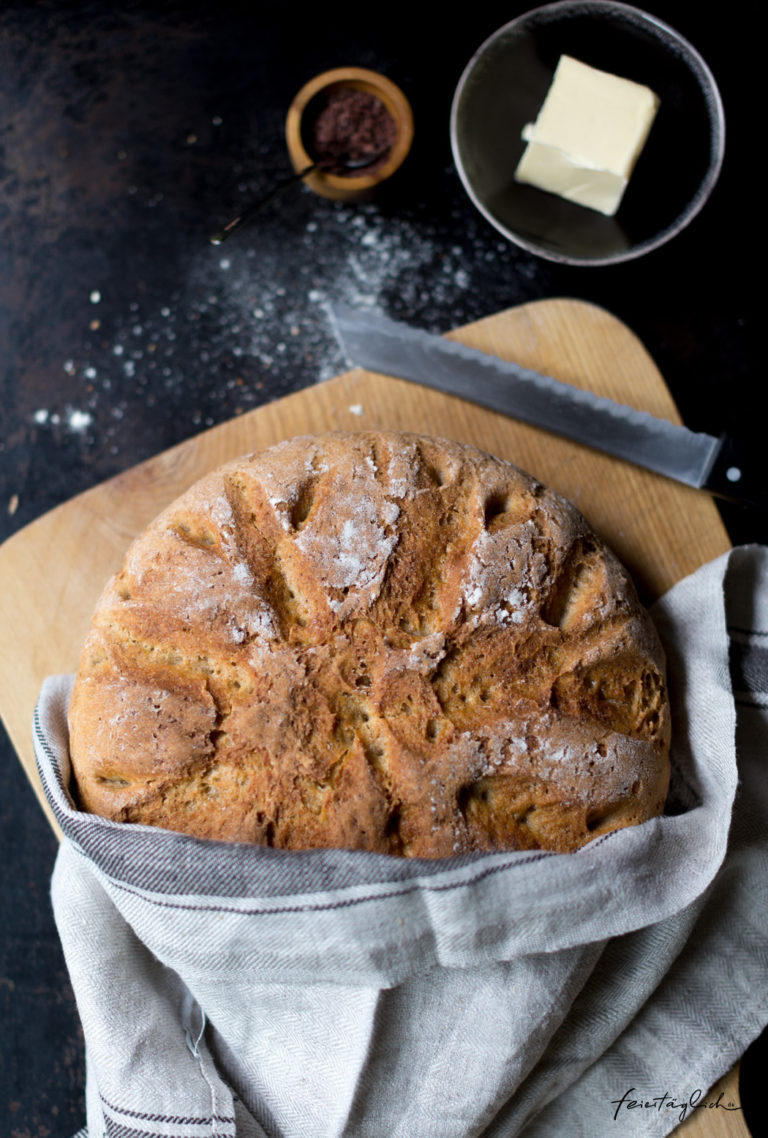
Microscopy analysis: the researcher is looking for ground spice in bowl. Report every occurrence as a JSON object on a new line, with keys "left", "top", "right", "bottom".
{"left": 307, "top": 87, "right": 398, "bottom": 175}
{"left": 286, "top": 67, "right": 414, "bottom": 201}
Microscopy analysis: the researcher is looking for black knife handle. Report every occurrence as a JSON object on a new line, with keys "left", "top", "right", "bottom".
{"left": 703, "top": 436, "right": 768, "bottom": 512}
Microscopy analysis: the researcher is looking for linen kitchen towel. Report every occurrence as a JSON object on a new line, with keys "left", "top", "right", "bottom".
{"left": 35, "top": 545, "right": 768, "bottom": 1138}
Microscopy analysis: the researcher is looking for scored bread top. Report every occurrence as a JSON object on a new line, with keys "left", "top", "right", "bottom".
{"left": 68, "top": 430, "right": 670, "bottom": 857}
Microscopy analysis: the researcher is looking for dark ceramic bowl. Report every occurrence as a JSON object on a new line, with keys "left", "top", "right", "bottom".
{"left": 450, "top": 1, "right": 725, "bottom": 266}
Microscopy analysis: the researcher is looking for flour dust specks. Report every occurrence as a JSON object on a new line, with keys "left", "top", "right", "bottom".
{"left": 35, "top": 186, "right": 541, "bottom": 465}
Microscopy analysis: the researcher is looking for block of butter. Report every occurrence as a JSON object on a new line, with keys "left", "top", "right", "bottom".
{"left": 514, "top": 55, "right": 660, "bottom": 216}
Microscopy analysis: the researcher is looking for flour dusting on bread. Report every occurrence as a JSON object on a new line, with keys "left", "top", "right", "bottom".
{"left": 68, "top": 431, "right": 670, "bottom": 856}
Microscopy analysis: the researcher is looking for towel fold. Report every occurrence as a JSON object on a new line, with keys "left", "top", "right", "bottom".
{"left": 36, "top": 546, "right": 768, "bottom": 1137}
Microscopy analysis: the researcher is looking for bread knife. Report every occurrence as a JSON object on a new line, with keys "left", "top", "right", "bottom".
{"left": 331, "top": 305, "right": 766, "bottom": 512}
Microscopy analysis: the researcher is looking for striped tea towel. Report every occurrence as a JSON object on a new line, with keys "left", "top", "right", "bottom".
{"left": 35, "top": 546, "right": 768, "bottom": 1138}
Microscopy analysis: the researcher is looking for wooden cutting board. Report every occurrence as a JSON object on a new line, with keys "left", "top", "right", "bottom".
{"left": 0, "top": 299, "right": 746, "bottom": 1136}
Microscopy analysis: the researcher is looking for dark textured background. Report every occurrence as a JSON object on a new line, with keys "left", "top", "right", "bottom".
{"left": 0, "top": 2, "right": 761, "bottom": 1133}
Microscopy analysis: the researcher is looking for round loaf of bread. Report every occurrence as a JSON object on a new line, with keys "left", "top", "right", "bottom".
{"left": 68, "top": 430, "right": 670, "bottom": 857}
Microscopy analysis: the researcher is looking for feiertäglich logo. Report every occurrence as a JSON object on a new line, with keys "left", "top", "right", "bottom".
{"left": 610, "top": 1087, "right": 742, "bottom": 1124}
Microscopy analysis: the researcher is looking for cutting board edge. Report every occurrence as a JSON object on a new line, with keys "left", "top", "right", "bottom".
{"left": 0, "top": 295, "right": 682, "bottom": 567}
{"left": 0, "top": 371, "right": 356, "bottom": 571}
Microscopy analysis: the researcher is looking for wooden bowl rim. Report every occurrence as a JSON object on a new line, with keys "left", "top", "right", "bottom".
{"left": 285, "top": 66, "right": 414, "bottom": 198}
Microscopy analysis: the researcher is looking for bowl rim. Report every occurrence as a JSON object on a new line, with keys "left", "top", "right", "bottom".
{"left": 285, "top": 66, "right": 415, "bottom": 201}
{"left": 449, "top": 0, "right": 726, "bottom": 267}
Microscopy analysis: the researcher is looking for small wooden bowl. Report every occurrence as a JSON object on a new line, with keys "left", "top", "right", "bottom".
{"left": 285, "top": 67, "right": 414, "bottom": 202}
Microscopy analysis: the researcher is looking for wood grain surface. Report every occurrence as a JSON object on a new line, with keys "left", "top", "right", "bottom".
{"left": 0, "top": 299, "right": 747, "bottom": 1136}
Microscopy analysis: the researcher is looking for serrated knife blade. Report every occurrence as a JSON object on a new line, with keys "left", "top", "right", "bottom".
{"left": 331, "top": 305, "right": 765, "bottom": 512}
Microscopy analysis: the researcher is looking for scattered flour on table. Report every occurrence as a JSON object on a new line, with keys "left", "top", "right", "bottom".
{"left": 34, "top": 192, "right": 535, "bottom": 456}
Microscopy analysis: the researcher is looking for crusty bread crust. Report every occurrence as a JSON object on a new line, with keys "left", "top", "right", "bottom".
{"left": 68, "top": 431, "right": 670, "bottom": 856}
